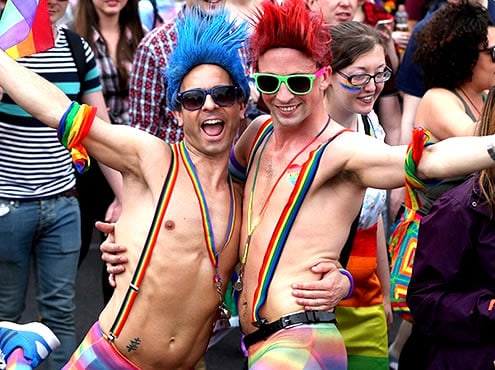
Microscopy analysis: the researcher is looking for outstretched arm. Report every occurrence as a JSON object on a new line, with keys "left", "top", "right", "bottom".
{"left": 344, "top": 128, "right": 495, "bottom": 190}
{"left": 418, "top": 134, "right": 495, "bottom": 179}
{"left": 0, "top": 49, "right": 159, "bottom": 175}
{"left": 0, "top": 50, "right": 70, "bottom": 128}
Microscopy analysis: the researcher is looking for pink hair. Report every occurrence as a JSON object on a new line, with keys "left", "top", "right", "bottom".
{"left": 249, "top": 0, "right": 333, "bottom": 70}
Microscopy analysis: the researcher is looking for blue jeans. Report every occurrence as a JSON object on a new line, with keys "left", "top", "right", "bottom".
{"left": 0, "top": 195, "right": 81, "bottom": 369}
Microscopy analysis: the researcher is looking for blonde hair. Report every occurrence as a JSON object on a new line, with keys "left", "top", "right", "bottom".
{"left": 476, "top": 87, "right": 495, "bottom": 216}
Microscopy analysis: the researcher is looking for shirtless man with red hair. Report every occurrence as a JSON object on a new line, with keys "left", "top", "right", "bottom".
{"left": 230, "top": 0, "right": 495, "bottom": 368}
{"left": 101, "top": 0, "right": 495, "bottom": 368}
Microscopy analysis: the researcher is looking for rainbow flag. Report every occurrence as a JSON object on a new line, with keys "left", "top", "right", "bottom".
{"left": 0, "top": 0, "right": 54, "bottom": 59}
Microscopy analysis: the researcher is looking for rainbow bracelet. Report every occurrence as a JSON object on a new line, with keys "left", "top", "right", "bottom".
{"left": 339, "top": 268, "right": 354, "bottom": 300}
{"left": 57, "top": 101, "right": 97, "bottom": 173}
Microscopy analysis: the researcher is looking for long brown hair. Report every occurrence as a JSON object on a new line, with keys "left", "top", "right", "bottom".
{"left": 329, "top": 21, "right": 385, "bottom": 73}
{"left": 477, "top": 87, "right": 495, "bottom": 215}
{"left": 73, "top": 0, "right": 145, "bottom": 89}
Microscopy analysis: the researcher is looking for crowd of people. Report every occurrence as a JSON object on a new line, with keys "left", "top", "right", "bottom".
{"left": 0, "top": 0, "right": 494, "bottom": 369}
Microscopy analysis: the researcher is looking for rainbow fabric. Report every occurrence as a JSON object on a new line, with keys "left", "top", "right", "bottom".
{"left": 389, "top": 127, "right": 432, "bottom": 321}
{"left": 0, "top": 0, "right": 54, "bottom": 59}
{"left": 63, "top": 323, "right": 140, "bottom": 369}
{"left": 336, "top": 224, "right": 389, "bottom": 369}
{"left": 57, "top": 102, "right": 98, "bottom": 174}
{"left": 248, "top": 323, "right": 347, "bottom": 369}
{"left": 403, "top": 127, "right": 433, "bottom": 209}
{"left": 5, "top": 348, "right": 32, "bottom": 370}
{"left": 246, "top": 119, "right": 274, "bottom": 174}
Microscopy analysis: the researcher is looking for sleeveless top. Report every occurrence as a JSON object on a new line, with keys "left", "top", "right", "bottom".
{"left": 417, "top": 89, "right": 477, "bottom": 214}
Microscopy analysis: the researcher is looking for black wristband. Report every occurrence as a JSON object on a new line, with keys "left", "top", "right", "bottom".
{"left": 487, "top": 143, "right": 495, "bottom": 161}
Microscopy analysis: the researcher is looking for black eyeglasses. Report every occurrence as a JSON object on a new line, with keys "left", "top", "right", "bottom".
{"left": 176, "top": 85, "right": 241, "bottom": 111}
{"left": 253, "top": 67, "right": 326, "bottom": 95}
{"left": 337, "top": 67, "right": 392, "bottom": 87}
{"left": 481, "top": 45, "right": 495, "bottom": 62}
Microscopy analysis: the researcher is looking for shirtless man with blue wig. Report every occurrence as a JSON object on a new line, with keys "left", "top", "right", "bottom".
{"left": 0, "top": 7, "right": 248, "bottom": 369}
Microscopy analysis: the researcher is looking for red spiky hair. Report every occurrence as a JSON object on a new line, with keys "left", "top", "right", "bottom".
{"left": 248, "top": 0, "right": 333, "bottom": 71}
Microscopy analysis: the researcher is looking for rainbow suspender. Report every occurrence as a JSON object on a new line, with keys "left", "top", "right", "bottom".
{"left": 251, "top": 143, "right": 327, "bottom": 323}
{"left": 246, "top": 118, "right": 275, "bottom": 175}
{"left": 250, "top": 128, "right": 352, "bottom": 324}
{"left": 107, "top": 145, "right": 179, "bottom": 342}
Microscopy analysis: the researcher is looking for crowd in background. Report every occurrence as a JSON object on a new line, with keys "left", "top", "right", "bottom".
{"left": 0, "top": 0, "right": 494, "bottom": 369}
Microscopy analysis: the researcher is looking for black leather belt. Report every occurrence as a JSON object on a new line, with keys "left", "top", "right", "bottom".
{"left": 243, "top": 311, "right": 336, "bottom": 349}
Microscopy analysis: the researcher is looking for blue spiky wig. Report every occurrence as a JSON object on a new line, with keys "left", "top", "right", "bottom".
{"left": 166, "top": 7, "right": 250, "bottom": 111}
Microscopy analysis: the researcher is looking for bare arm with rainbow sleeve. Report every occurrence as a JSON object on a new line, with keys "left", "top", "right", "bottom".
{"left": 0, "top": 47, "right": 163, "bottom": 177}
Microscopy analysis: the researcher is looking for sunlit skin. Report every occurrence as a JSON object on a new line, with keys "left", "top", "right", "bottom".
{"left": 308, "top": 0, "right": 358, "bottom": 25}
{"left": 92, "top": 0, "right": 128, "bottom": 17}
{"left": 173, "top": 64, "right": 246, "bottom": 158}
{"left": 256, "top": 48, "right": 332, "bottom": 131}
{"left": 81, "top": 62, "right": 245, "bottom": 369}
{"left": 187, "top": 0, "right": 226, "bottom": 12}
{"left": 235, "top": 47, "right": 371, "bottom": 334}
{"left": 47, "top": 0, "right": 69, "bottom": 29}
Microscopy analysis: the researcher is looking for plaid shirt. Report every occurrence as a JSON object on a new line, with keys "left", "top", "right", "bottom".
{"left": 92, "top": 29, "right": 130, "bottom": 126}
{"left": 128, "top": 7, "right": 252, "bottom": 144}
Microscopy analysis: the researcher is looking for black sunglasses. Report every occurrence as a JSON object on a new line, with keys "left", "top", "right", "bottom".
{"left": 176, "top": 85, "right": 241, "bottom": 111}
{"left": 481, "top": 45, "right": 495, "bottom": 62}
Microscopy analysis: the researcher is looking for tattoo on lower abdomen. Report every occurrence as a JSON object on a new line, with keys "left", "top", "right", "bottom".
{"left": 126, "top": 337, "right": 141, "bottom": 352}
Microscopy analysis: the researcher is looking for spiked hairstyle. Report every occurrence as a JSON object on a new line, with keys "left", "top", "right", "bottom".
{"left": 166, "top": 7, "right": 250, "bottom": 111}
{"left": 249, "top": 0, "right": 333, "bottom": 71}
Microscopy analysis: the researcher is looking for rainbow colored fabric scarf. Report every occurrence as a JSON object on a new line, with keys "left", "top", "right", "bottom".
{"left": 0, "top": 0, "right": 54, "bottom": 59}
{"left": 58, "top": 102, "right": 98, "bottom": 173}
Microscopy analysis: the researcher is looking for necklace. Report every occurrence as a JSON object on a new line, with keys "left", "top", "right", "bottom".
{"left": 459, "top": 87, "right": 482, "bottom": 117}
{"left": 233, "top": 115, "right": 331, "bottom": 292}
{"left": 178, "top": 141, "right": 237, "bottom": 319}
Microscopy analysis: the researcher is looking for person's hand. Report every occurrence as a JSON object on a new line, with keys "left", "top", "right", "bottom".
{"left": 375, "top": 21, "right": 393, "bottom": 42}
{"left": 291, "top": 261, "right": 351, "bottom": 311}
{"left": 392, "top": 31, "right": 410, "bottom": 50}
{"left": 383, "top": 294, "right": 393, "bottom": 329}
{"left": 104, "top": 197, "right": 122, "bottom": 223}
{"left": 95, "top": 221, "right": 128, "bottom": 287}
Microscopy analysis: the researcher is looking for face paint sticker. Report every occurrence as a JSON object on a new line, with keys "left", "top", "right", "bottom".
{"left": 287, "top": 164, "right": 301, "bottom": 185}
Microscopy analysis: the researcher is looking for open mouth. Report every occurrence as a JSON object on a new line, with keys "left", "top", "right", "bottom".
{"left": 201, "top": 119, "right": 225, "bottom": 137}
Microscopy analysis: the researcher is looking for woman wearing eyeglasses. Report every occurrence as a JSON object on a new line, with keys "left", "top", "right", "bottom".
{"left": 324, "top": 21, "right": 392, "bottom": 370}
{"left": 393, "top": 2, "right": 495, "bottom": 369}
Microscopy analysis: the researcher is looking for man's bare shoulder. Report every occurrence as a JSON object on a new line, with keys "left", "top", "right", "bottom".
{"left": 245, "top": 114, "right": 272, "bottom": 135}
{"left": 235, "top": 114, "right": 272, "bottom": 161}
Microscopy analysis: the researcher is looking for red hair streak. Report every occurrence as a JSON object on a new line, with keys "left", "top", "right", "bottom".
{"left": 248, "top": 0, "right": 333, "bottom": 71}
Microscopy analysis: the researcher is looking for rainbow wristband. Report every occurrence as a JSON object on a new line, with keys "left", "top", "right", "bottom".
{"left": 57, "top": 101, "right": 97, "bottom": 173}
{"left": 339, "top": 268, "right": 354, "bottom": 300}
